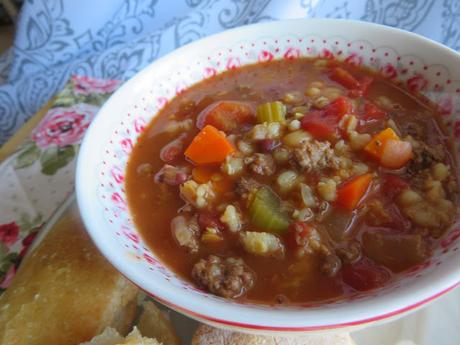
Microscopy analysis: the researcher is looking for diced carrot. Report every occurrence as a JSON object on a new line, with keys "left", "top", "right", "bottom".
{"left": 211, "top": 174, "right": 233, "bottom": 195}
{"left": 363, "top": 128, "right": 400, "bottom": 160}
{"left": 336, "top": 173, "right": 373, "bottom": 211}
{"left": 380, "top": 139, "right": 413, "bottom": 169}
{"left": 364, "top": 128, "right": 412, "bottom": 169}
{"left": 192, "top": 166, "right": 217, "bottom": 183}
{"left": 192, "top": 166, "right": 233, "bottom": 196}
{"left": 184, "top": 125, "right": 235, "bottom": 165}
{"left": 330, "top": 67, "right": 360, "bottom": 89}
{"left": 196, "top": 101, "right": 254, "bottom": 133}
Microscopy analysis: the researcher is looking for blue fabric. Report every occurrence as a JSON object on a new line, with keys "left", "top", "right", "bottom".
{"left": 1, "top": 0, "right": 460, "bottom": 144}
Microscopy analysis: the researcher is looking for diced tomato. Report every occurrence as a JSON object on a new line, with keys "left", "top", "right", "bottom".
{"left": 198, "top": 212, "right": 225, "bottom": 231}
{"left": 348, "top": 76, "right": 374, "bottom": 98}
{"left": 380, "top": 139, "right": 413, "bottom": 169}
{"left": 383, "top": 174, "right": 409, "bottom": 199}
{"left": 358, "top": 76, "right": 374, "bottom": 95}
{"left": 330, "top": 67, "right": 360, "bottom": 89}
{"left": 359, "top": 102, "right": 387, "bottom": 132}
{"left": 301, "top": 98, "right": 352, "bottom": 140}
{"left": 324, "top": 96, "right": 353, "bottom": 118}
{"left": 342, "top": 259, "right": 390, "bottom": 291}
{"left": 363, "top": 102, "right": 386, "bottom": 121}
{"left": 196, "top": 101, "right": 254, "bottom": 133}
{"left": 294, "top": 222, "right": 310, "bottom": 238}
{"left": 301, "top": 110, "right": 339, "bottom": 140}
{"left": 330, "top": 67, "right": 374, "bottom": 98}
{"left": 286, "top": 222, "right": 310, "bottom": 249}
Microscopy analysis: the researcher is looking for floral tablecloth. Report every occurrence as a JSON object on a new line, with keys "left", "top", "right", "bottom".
{"left": 0, "top": 75, "right": 120, "bottom": 291}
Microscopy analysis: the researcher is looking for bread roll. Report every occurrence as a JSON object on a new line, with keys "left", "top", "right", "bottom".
{"left": 81, "top": 328, "right": 125, "bottom": 345}
{"left": 192, "top": 324, "right": 355, "bottom": 345}
{"left": 137, "top": 301, "right": 180, "bottom": 345}
{"left": 81, "top": 327, "right": 161, "bottom": 345}
{"left": 0, "top": 202, "right": 138, "bottom": 345}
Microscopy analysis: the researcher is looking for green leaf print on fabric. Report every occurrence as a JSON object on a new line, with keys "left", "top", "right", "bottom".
{"left": 40, "top": 145, "right": 76, "bottom": 175}
{"left": 15, "top": 142, "right": 41, "bottom": 169}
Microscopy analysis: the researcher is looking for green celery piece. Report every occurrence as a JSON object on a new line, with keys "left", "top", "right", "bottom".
{"left": 249, "top": 186, "right": 291, "bottom": 234}
{"left": 256, "top": 101, "right": 286, "bottom": 123}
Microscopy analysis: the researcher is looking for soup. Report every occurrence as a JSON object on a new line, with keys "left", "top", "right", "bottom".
{"left": 126, "top": 58, "right": 458, "bottom": 305}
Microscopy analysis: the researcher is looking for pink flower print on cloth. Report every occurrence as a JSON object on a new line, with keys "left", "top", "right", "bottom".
{"left": 0, "top": 222, "right": 20, "bottom": 247}
{"left": 72, "top": 75, "right": 121, "bottom": 95}
{"left": 31, "top": 104, "right": 99, "bottom": 148}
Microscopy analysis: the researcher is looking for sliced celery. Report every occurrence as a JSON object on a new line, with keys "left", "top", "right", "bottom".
{"left": 256, "top": 101, "right": 286, "bottom": 123}
{"left": 249, "top": 186, "right": 290, "bottom": 234}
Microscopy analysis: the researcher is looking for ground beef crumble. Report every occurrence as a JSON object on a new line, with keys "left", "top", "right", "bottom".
{"left": 235, "top": 178, "right": 261, "bottom": 197}
{"left": 244, "top": 153, "right": 276, "bottom": 176}
{"left": 191, "top": 255, "right": 255, "bottom": 298}
{"left": 407, "top": 141, "right": 445, "bottom": 175}
{"left": 293, "top": 140, "right": 340, "bottom": 172}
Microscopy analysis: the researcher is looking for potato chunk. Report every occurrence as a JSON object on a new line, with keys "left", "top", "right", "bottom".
{"left": 240, "top": 231, "right": 284, "bottom": 257}
{"left": 179, "top": 180, "right": 216, "bottom": 209}
{"left": 363, "top": 231, "right": 428, "bottom": 272}
{"left": 220, "top": 205, "right": 242, "bottom": 233}
{"left": 171, "top": 215, "right": 200, "bottom": 253}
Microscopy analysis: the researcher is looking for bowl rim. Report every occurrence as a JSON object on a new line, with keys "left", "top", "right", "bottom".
{"left": 131, "top": 277, "right": 460, "bottom": 332}
{"left": 76, "top": 17, "right": 460, "bottom": 332}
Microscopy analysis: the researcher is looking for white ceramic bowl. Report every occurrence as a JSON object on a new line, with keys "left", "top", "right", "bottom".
{"left": 76, "top": 18, "right": 460, "bottom": 334}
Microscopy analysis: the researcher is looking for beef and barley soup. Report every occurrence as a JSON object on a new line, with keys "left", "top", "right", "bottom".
{"left": 126, "top": 58, "right": 458, "bottom": 305}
